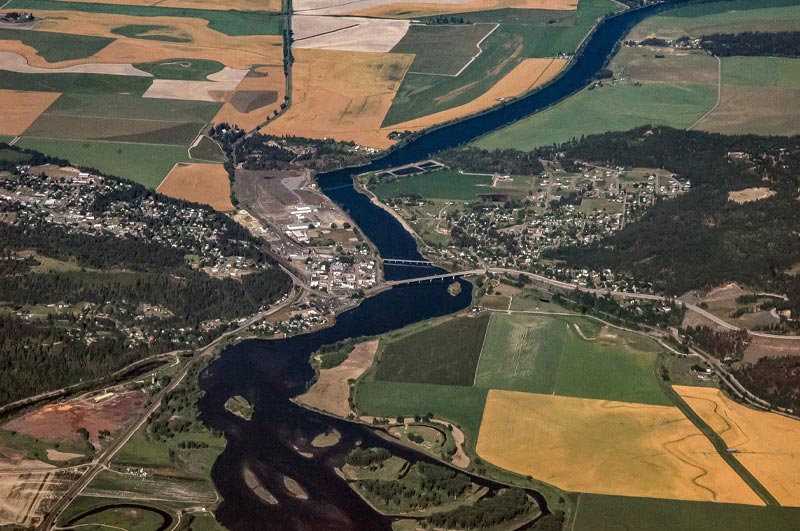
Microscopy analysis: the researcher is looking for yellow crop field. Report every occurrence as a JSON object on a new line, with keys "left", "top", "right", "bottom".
{"left": 0, "top": 90, "right": 60, "bottom": 136}
{"left": 157, "top": 162, "right": 234, "bottom": 211}
{"left": 264, "top": 49, "right": 413, "bottom": 148}
{"left": 675, "top": 385, "right": 800, "bottom": 506}
{"left": 477, "top": 389, "right": 763, "bottom": 504}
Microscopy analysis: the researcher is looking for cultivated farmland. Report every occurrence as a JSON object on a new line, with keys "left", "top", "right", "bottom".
{"left": 476, "top": 390, "right": 763, "bottom": 504}
{"left": 156, "top": 162, "right": 234, "bottom": 211}
{"left": 373, "top": 169, "right": 493, "bottom": 201}
{"left": 373, "top": 313, "right": 490, "bottom": 386}
{"left": 675, "top": 385, "right": 800, "bottom": 507}
{"left": 474, "top": 313, "right": 670, "bottom": 405}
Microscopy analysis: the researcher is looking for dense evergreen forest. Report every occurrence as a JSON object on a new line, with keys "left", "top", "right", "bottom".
{"left": 697, "top": 31, "right": 800, "bottom": 57}
{"left": 541, "top": 127, "right": 800, "bottom": 315}
{"left": 734, "top": 356, "right": 800, "bottom": 413}
{"left": 437, "top": 147, "right": 544, "bottom": 176}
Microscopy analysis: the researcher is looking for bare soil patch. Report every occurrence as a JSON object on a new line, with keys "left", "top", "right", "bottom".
{"left": 0, "top": 89, "right": 60, "bottom": 136}
{"left": 727, "top": 187, "right": 776, "bottom": 204}
{"left": 3, "top": 391, "right": 147, "bottom": 446}
{"left": 744, "top": 335, "right": 800, "bottom": 364}
{"left": 296, "top": 340, "right": 379, "bottom": 418}
{"left": 292, "top": 15, "right": 409, "bottom": 53}
{"left": 45, "top": 449, "right": 83, "bottom": 462}
{"left": 157, "top": 162, "right": 234, "bottom": 211}
{"left": 144, "top": 78, "right": 240, "bottom": 102}
{"left": 51, "top": 0, "right": 282, "bottom": 11}
{"left": 0, "top": 50, "right": 149, "bottom": 76}
{"left": 231, "top": 90, "right": 278, "bottom": 113}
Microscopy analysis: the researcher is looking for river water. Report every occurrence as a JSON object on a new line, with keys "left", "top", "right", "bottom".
{"left": 199, "top": 1, "right": 687, "bottom": 528}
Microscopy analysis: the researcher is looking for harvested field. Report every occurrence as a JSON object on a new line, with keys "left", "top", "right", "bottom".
{"left": 157, "top": 162, "right": 234, "bottom": 211}
{"left": 694, "top": 85, "right": 800, "bottom": 138}
{"left": 292, "top": 15, "right": 409, "bottom": 53}
{"left": 264, "top": 49, "right": 413, "bottom": 148}
{"left": 387, "top": 57, "right": 565, "bottom": 134}
{"left": 675, "top": 385, "right": 800, "bottom": 506}
{"left": 24, "top": 114, "right": 204, "bottom": 144}
{"left": 3, "top": 392, "right": 147, "bottom": 446}
{"left": 727, "top": 187, "right": 776, "bottom": 204}
{"left": 144, "top": 78, "right": 241, "bottom": 102}
{"left": 213, "top": 64, "right": 285, "bottom": 130}
{"left": 0, "top": 50, "right": 150, "bottom": 76}
{"left": 0, "top": 89, "right": 59, "bottom": 136}
{"left": 476, "top": 390, "right": 763, "bottom": 504}
{"left": 296, "top": 0, "right": 577, "bottom": 17}
{"left": 296, "top": 340, "right": 379, "bottom": 418}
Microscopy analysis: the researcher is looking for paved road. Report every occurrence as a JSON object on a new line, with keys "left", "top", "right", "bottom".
{"left": 37, "top": 290, "right": 302, "bottom": 531}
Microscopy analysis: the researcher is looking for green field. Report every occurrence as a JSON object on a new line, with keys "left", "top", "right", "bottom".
{"left": 0, "top": 27, "right": 112, "bottom": 62}
{"left": 374, "top": 313, "right": 489, "bottom": 386}
{"left": 721, "top": 57, "right": 800, "bottom": 89}
{"left": 189, "top": 135, "right": 226, "bottom": 162}
{"left": 8, "top": 0, "right": 284, "bottom": 36}
{"left": 572, "top": 493, "right": 800, "bottom": 531}
{"left": 474, "top": 83, "right": 715, "bottom": 151}
{"left": 355, "top": 381, "right": 488, "bottom": 443}
{"left": 473, "top": 313, "right": 670, "bottom": 405}
{"left": 630, "top": 0, "right": 800, "bottom": 40}
{"left": 15, "top": 138, "right": 189, "bottom": 187}
{"left": 68, "top": 504, "right": 167, "bottom": 531}
{"left": 111, "top": 24, "right": 192, "bottom": 43}
{"left": 0, "top": 70, "right": 153, "bottom": 95}
{"left": 134, "top": 59, "right": 226, "bottom": 80}
{"left": 373, "top": 170, "right": 492, "bottom": 201}
{"left": 383, "top": 0, "right": 621, "bottom": 125}
{"left": 392, "top": 23, "right": 498, "bottom": 76}
{"left": 37, "top": 93, "right": 220, "bottom": 122}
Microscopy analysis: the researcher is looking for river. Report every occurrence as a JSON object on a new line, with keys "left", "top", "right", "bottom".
{"left": 198, "top": 1, "right": 687, "bottom": 529}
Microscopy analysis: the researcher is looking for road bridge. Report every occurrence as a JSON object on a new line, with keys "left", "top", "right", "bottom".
{"left": 384, "top": 269, "right": 484, "bottom": 287}
{"left": 383, "top": 258, "right": 435, "bottom": 266}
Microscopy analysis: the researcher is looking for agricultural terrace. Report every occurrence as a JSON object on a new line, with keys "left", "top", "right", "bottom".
{"left": 476, "top": 0, "right": 800, "bottom": 150}
{"left": 675, "top": 385, "right": 800, "bottom": 507}
{"left": 572, "top": 494, "right": 800, "bottom": 531}
{"left": 476, "top": 390, "right": 763, "bottom": 504}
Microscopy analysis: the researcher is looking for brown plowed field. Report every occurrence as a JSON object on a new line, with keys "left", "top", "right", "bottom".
{"left": 157, "top": 162, "right": 235, "bottom": 211}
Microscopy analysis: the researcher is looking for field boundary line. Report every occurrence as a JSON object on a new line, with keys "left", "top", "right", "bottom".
{"left": 408, "top": 23, "right": 499, "bottom": 78}
{"left": 688, "top": 54, "right": 721, "bottom": 130}
{"left": 40, "top": 113, "right": 193, "bottom": 124}
{"left": 472, "top": 312, "right": 493, "bottom": 386}
{"left": 155, "top": 162, "right": 181, "bottom": 191}
{"left": 292, "top": 22, "right": 360, "bottom": 42}
{"left": 20, "top": 136, "right": 188, "bottom": 148}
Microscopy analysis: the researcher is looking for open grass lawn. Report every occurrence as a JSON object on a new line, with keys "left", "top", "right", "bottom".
{"left": 572, "top": 493, "right": 800, "bottom": 531}
{"left": 15, "top": 138, "right": 190, "bottom": 187}
{"left": 0, "top": 27, "right": 112, "bottom": 62}
{"left": 0, "top": 71, "right": 153, "bottom": 95}
{"left": 392, "top": 23, "right": 498, "bottom": 76}
{"left": 8, "top": 0, "right": 284, "bottom": 36}
{"left": 474, "top": 313, "right": 669, "bottom": 405}
{"left": 134, "top": 59, "right": 226, "bottom": 81}
{"left": 474, "top": 83, "right": 715, "bottom": 151}
{"left": 374, "top": 313, "right": 489, "bottom": 386}
{"left": 373, "top": 169, "right": 492, "bottom": 201}
{"left": 355, "top": 381, "right": 487, "bottom": 443}
{"left": 384, "top": 0, "right": 620, "bottom": 125}
{"left": 630, "top": 0, "right": 800, "bottom": 39}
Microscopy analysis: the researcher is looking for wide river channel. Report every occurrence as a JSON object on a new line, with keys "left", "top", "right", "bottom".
{"left": 198, "top": 1, "right": 690, "bottom": 529}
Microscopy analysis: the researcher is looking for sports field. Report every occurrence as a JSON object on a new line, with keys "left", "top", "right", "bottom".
{"left": 476, "top": 390, "right": 763, "bottom": 504}
{"left": 373, "top": 170, "right": 493, "bottom": 201}
{"left": 473, "top": 313, "right": 670, "bottom": 405}
{"left": 373, "top": 313, "right": 490, "bottom": 386}
{"left": 676, "top": 385, "right": 800, "bottom": 507}
{"left": 572, "top": 493, "right": 800, "bottom": 531}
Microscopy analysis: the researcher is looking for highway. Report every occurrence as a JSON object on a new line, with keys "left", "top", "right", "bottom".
{"left": 37, "top": 289, "right": 303, "bottom": 531}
